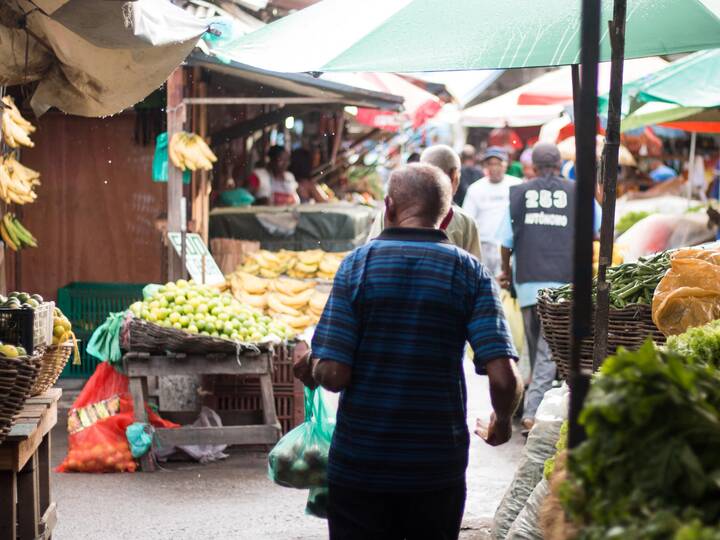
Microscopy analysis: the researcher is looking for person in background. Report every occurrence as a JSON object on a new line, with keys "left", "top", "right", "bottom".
{"left": 462, "top": 147, "right": 521, "bottom": 276}
{"left": 496, "top": 142, "right": 601, "bottom": 433}
{"left": 368, "top": 144, "right": 482, "bottom": 261}
{"left": 648, "top": 159, "right": 678, "bottom": 183}
{"left": 290, "top": 148, "right": 329, "bottom": 204}
{"left": 406, "top": 152, "right": 421, "bottom": 163}
{"left": 247, "top": 145, "right": 300, "bottom": 206}
{"left": 519, "top": 148, "right": 535, "bottom": 181}
{"left": 293, "top": 163, "right": 522, "bottom": 540}
{"left": 456, "top": 144, "right": 483, "bottom": 205}
{"left": 506, "top": 149, "right": 525, "bottom": 180}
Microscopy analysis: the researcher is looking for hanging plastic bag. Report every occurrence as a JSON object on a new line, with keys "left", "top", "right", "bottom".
{"left": 152, "top": 132, "right": 191, "bottom": 184}
{"left": 57, "top": 362, "right": 179, "bottom": 473}
{"left": 652, "top": 247, "right": 720, "bottom": 336}
{"left": 86, "top": 311, "right": 126, "bottom": 366}
{"left": 492, "top": 386, "right": 569, "bottom": 540}
{"left": 306, "top": 487, "right": 329, "bottom": 519}
{"left": 268, "top": 387, "right": 335, "bottom": 489}
{"left": 500, "top": 290, "right": 525, "bottom": 359}
{"left": 156, "top": 407, "right": 229, "bottom": 463}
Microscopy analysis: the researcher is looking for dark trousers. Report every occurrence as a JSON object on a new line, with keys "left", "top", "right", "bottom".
{"left": 328, "top": 481, "right": 466, "bottom": 540}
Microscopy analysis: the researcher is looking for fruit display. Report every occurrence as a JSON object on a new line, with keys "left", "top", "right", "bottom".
{"left": 0, "top": 290, "right": 44, "bottom": 310}
{"left": 53, "top": 307, "right": 74, "bottom": 346}
{"left": 169, "top": 131, "right": 217, "bottom": 172}
{"left": 63, "top": 439, "right": 137, "bottom": 473}
{"left": 239, "top": 249, "right": 346, "bottom": 281}
{"left": 0, "top": 154, "right": 40, "bottom": 205}
{"left": 0, "top": 340, "right": 27, "bottom": 358}
{"left": 228, "top": 271, "right": 330, "bottom": 333}
{"left": 1, "top": 95, "right": 35, "bottom": 149}
{"left": 129, "top": 279, "right": 293, "bottom": 343}
{"left": 0, "top": 213, "right": 38, "bottom": 251}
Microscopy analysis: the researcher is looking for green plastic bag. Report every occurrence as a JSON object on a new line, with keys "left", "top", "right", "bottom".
{"left": 219, "top": 188, "right": 255, "bottom": 207}
{"left": 152, "top": 132, "right": 191, "bottom": 184}
{"left": 268, "top": 387, "right": 335, "bottom": 490}
{"left": 306, "top": 487, "right": 329, "bottom": 519}
{"left": 86, "top": 312, "right": 126, "bottom": 366}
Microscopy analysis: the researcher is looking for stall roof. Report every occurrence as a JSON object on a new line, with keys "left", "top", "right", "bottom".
{"left": 187, "top": 51, "right": 404, "bottom": 110}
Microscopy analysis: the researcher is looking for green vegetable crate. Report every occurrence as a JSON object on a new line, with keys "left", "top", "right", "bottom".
{"left": 57, "top": 282, "right": 146, "bottom": 379}
{"left": 537, "top": 292, "right": 666, "bottom": 378}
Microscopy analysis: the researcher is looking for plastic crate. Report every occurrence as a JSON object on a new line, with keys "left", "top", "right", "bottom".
{"left": 208, "top": 386, "right": 304, "bottom": 435}
{"left": 0, "top": 301, "right": 54, "bottom": 352}
{"left": 57, "top": 282, "right": 146, "bottom": 379}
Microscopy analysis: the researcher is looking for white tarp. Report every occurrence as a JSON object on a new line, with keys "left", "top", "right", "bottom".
{"left": 0, "top": 0, "right": 211, "bottom": 117}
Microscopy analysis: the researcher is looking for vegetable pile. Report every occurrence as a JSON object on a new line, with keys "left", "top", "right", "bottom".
{"left": 666, "top": 319, "right": 720, "bottom": 369}
{"left": 559, "top": 341, "right": 720, "bottom": 539}
{"left": 546, "top": 251, "right": 670, "bottom": 308}
{"left": 615, "top": 210, "right": 652, "bottom": 236}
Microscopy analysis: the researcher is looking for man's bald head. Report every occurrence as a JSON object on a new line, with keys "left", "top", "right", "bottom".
{"left": 385, "top": 164, "right": 452, "bottom": 228}
{"left": 420, "top": 144, "right": 461, "bottom": 195}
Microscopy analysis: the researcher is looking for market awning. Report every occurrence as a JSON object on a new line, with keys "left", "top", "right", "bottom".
{"left": 461, "top": 86, "right": 564, "bottom": 128}
{"left": 187, "top": 52, "right": 404, "bottom": 110}
{"left": 205, "top": 0, "right": 720, "bottom": 73}
{"left": 322, "top": 72, "right": 441, "bottom": 130}
{"left": 0, "top": 0, "right": 211, "bottom": 117}
{"left": 517, "top": 57, "right": 668, "bottom": 106}
{"left": 403, "top": 71, "right": 503, "bottom": 108}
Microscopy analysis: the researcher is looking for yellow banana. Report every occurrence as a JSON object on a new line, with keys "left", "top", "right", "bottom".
{"left": 1, "top": 96, "right": 35, "bottom": 133}
{"left": 272, "top": 277, "right": 314, "bottom": 295}
{"left": 297, "top": 250, "right": 324, "bottom": 265}
{"left": 275, "top": 313, "right": 312, "bottom": 329}
{"left": 273, "top": 288, "right": 315, "bottom": 309}
{"left": 294, "top": 261, "right": 318, "bottom": 274}
{"left": 2, "top": 113, "right": 33, "bottom": 148}
{"left": 319, "top": 257, "right": 341, "bottom": 275}
{"left": 309, "top": 291, "right": 329, "bottom": 313}
{"left": 238, "top": 291, "right": 268, "bottom": 309}
{"left": 168, "top": 132, "right": 185, "bottom": 170}
{"left": 267, "top": 293, "right": 302, "bottom": 317}
{"left": 237, "top": 272, "right": 269, "bottom": 294}
{"left": 1, "top": 114, "right": 17, "bottom": 148}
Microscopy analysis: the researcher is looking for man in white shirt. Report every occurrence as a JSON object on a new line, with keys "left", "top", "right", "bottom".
{"left": 462, "top": 147, "right": 521, "bottom": 276}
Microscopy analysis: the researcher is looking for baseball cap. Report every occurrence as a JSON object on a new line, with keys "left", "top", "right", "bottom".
{"left": 531, "top": 142, "right": 562, "bottom": 167}
{"left": 481, "top": 146, "right": 508, "bottom": 162}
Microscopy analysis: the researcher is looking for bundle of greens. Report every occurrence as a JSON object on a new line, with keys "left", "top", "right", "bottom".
{"left": 616, "top": 210, "right": 652, "bottom": 236}
{"left": 545, "top": 251, "right": 671, "bottom": 308}
{"left": 666, "top": 319, "right": 720, "bottom": 369}
{"left": 559, "top": 341, "right": 720, "bottom": 540}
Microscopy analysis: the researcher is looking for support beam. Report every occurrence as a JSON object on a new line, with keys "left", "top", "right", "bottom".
{"left": 166, "top": 68, "right": 186, "bottom": 281}
{"left": 569, "top": 0, "right": 601, "bottom": 450}
{"left": 593, "top": 0, "right": 627, "bottom": 370}
{"left": 185, "top": 97, "right": 346, "bottom": 106}
{"left": 210, "top": 105, "right": 326, "bottom": 146}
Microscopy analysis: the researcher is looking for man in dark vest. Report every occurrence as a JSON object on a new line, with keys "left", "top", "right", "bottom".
{"left": 495, "top": 142, "right": 599, "bottom": 432}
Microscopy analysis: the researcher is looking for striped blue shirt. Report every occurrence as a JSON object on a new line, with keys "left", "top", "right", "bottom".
{"left": 312, "top": 227, "right": 517, "bottom": 492}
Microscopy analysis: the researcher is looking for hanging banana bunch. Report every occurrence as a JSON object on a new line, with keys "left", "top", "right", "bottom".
{"left": 168, "top": 131, "right": 217, "bottom": 171}
{"left": 0, "top": 153, "right": 40, "bottom": 205}
{"left": 0, "top": 213, "right": 37, "bottom": 251}
{"left": 1, "top": 96, "right": 36, "bottom": 149}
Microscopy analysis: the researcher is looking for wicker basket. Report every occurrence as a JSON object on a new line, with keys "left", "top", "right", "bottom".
{"left": 0, "top": 353, "right": 42, "bottom": 442}
{"left": 30, "top": 343, "right": 73, "bottom": 397}
{"left": 537, "top": 291, "right": 666, "bottom": 379}
{"left": 124, "top": 317, "right": 274, "bottom": 356}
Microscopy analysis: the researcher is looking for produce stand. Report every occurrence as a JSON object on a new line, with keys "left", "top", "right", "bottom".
{"left": 0, "top": 388, "right": 61, "bottom": 540}
{"left": 124, "top": 351, "right": 281, "bottom": 472}
{"left": 209, "top": 203, "right": 376, "bottom": 252}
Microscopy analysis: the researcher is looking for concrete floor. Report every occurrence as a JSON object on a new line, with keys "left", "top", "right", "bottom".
{"left": 50, "top": 361, "right": 525, "bottom": 540}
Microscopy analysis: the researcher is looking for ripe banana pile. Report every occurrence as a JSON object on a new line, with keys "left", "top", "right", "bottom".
{"left": 240, "top": 249, "right": 346, "bottom": 281}
{"left": 169, "top": 132, "right": 217, "bottom": 172}
{"left": 229, "top": 271, "right": 330, "bottom": 333}
{"left": 1, "top": 96, "right": 35, "bottom": 149}
{"left": 0, "top": 213, "right": 37, "bottom": 251}
{"left": 0, "top": 154, "right": 40, "bottom": 205}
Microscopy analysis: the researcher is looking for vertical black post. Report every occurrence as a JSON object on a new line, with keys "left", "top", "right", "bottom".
{"left": 569, "top": 0, "right": 601, "bottom": 449}
{"left": 593, "top": 0, "right": 627, "bottom": 370}
{"left": 571, "top": 64, "right": 581, "bottom": 124}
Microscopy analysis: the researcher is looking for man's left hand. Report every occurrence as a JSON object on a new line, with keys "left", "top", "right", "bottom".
{"left": 475, "top": 413, "right": 512, "bottom": 446}
{"left": 292, "top": 341, "right": 318, "bottom": 389}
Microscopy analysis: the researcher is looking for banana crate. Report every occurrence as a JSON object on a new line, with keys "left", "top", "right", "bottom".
{"left": 0, "top": 301, "right": 54, "bottom": 353}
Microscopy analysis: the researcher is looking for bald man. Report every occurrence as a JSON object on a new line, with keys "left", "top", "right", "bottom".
{"left": 367, "top": 145, "right": 482, "bottom": 261}
{"left": 294, "top": 163, "right": 520, "bottom": 540}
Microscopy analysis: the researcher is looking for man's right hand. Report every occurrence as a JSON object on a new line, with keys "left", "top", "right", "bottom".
{"left": 292, "top": 341, "right": 318, "bottom": 389}
{"left": 475, "top": 413, "right": 512, "bottom": 446}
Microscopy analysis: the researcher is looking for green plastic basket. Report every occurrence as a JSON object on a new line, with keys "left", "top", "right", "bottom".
{"left": 57, "top": 282, "right": 146, "bottom": 379}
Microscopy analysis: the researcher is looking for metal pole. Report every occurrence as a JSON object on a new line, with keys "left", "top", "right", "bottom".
{"left": 571, "top": 64, "right": 581, "bottom": 124}
{"left": 569, "top": 0, "right": 601, "bottom": 449}
{"left": 688, "top": 131, "right": 697, "bottom": 202}
{"left": 593, "top": 0, "right": 627, "bottom": 370}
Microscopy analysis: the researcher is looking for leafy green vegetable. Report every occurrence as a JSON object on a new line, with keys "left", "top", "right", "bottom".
{"left": 544, "top": 420, "right": 568, "bottom": 479}
{"left": 560, "top": 341, "right": 720, "bottom": 540}
{"left": 616, "top": 210, "right": 652, "bottom": 235}
{"left": 666, "top": 319, "right": 720, "bottom": 369}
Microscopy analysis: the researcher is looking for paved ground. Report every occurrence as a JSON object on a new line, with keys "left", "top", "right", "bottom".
{"left": 51, "top": 361, "right": 524, "bottom": 539}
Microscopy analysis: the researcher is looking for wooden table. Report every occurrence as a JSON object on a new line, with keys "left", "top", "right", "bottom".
{"left": 123, "top": 351, "right": 281, "bottom": 472}
{"left": 0, "top": 388, "right": 61, "bottom": 540}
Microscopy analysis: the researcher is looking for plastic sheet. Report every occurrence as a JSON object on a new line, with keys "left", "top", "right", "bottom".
{"left": 617, "top": 213, "right": 715, "bottom": 262}
{"left": 492, "top": 385, "right": 569, "bottom": 540}
{"left": 652, "top": 248, "right": 720, "bottom": 336}
{"left": 505, "top": 479, "right": 550, "bottom": 540}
